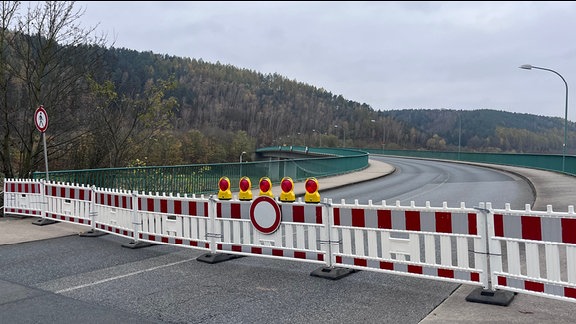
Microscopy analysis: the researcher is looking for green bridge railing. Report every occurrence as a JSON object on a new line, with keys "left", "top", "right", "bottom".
{"left": 29, "top": 146, "right": 576, "bottom": 196}
{"left": 31, "top": 146, "right": 369, "bottom": 195}
{"left": 365, "top": 149, "right": 576, "bottom": 176}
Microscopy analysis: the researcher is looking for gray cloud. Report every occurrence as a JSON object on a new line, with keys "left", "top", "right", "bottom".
{"left": 75, "top": 1, "right": 576, "bottom": 119}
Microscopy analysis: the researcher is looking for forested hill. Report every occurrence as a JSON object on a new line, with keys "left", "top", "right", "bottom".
{"left": 93, "top": 48, "right": 574, "bottom": 156}
{"left": 379, "top": 109, "right": 574, "bottom": 153}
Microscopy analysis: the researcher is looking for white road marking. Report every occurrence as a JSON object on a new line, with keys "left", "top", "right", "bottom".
{"left": 55, "top": 258, "right": 196, "bottom": 294}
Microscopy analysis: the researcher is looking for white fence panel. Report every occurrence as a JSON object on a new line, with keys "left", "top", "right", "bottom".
{"left": 3, "top": 179, "right": 43, "bottom": 217}
{"left": 330, "top": 199, "right": 486, "bottom": 287}
{"left": 137, "top": 192, "right": 211, "bottom": 250}
{"left": 44, "top": 182, "right": 92, "bottom": 226}
{"left": 93, "top": 188, "right": 134, "bottom": 238}
{"left": 489, "top": 203, "right": 576, "bottom": 303}
{"left": 214, "top": 198, "right": 327, "bottom": 264}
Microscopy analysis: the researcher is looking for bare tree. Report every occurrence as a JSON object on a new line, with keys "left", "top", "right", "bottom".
{"left": 0, "top": 1, "right": 108, "bottom": 178}
{"left": 88, "top": 76, "right": 178, "bottom": 167}
{"left": 0, "top": 1, "right": 21, "bottom": 179}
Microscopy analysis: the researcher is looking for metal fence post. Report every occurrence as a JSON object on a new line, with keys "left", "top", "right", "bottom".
{"left": 310, "top": 198, "right": 355, "bottom": 280}
{"left": 466, "top": 202, "right": 515, "bottom": 305}
{"left": 122, "top": 190, "right": 151, "bottom": 248}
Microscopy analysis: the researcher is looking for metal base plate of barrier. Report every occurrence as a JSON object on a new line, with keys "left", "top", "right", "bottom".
{"left": 196, "top": 253, "right": 244, "bottom": 264}
{"left": 78, "top": 229, "right": 108, "bottom": 237}
{"left": 465, "top": 288, "right": 515, "bottom": 306}
{"left": 121, "top": 241, "right": 153, "bottom": 249}
{"left": 32, "top": 218, "right": 58, "bottom": 226}
{"left": 310, "top": 266, "right": 358, "bottom": 280}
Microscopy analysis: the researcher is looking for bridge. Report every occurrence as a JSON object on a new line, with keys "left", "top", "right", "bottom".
{"left": 1, "top": 149, "right": 574, "bottom": 322}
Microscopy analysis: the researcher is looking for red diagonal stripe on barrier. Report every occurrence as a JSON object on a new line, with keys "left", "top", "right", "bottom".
{"left": 231, "top": 203, "right": 241, "bottom": 219}
{"left": 378, "top": 209, "right": 392, "bottom": 229}
{"left": 334, "top": 208, "right": 341, "bottom": 226}
{"left": 216, "top": 203, "right": 222, "bottom": 218}
{"left": 174, "top": 200, "right": 182, "bottom": 215}
{"left": 565, "top": 287, "right": 576, "bottom": 299}
{"left": 406, "top": 211, "right": 421, "bottom": 231}
{"left": 187, "top": 201, "right": 195, "bottom": 215}
{"left": 315, "top": 206, "right": 322, "bottom": 224}
{"left": 494, "top": 214, "right": 504, "bottom": 237}
{"left": 352, "top": 208, "right": 365, "bottom": 227}
{"left": 380, "top": 261, "right": 393, "bottom": 270}
{"left": 354, "top": 258, "right": 367, "bottom": 266}
{"left": 294, "top": 251, "right": 306, "bottom": 259}
{"left": 468, "top": 213, "right": 477, "bottom": 235}
{"left": 147, "top": 198, "right": 154, "bottom": 212}
{"left": 293, "top": 205, "right": 304, "bottom": 222}
{"left": 408, "top": 265, "right": 422, "bottom": 274}
{"left": 435, "top": 212, "right": 452, "bottom": 233}
{"left": 524, "top": 280, "right": 544, "bottom": 293}
{"left": 471, "top": 272, "right": 480, "bottom": 282}
{"left": 562, "top": 218, "right": 576, "bottom": 244}
{"left": 522, "top": 216, "right": 542, "bottom": 241}
{"left": 438, "top": 268, "right": 454, "bottom": 278}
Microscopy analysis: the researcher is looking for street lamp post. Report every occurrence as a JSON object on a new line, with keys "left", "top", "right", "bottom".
{"left": 371, "top": 119, "right": 385, "bottom": 150}
{"left": 334, "top": 125, "right": 345, "bottom": 147}
{"left": 239, "top": 151, "right": 247, "bottom": 177}
{"left": 458, "top": 111, "right": 462, "bottom": 160}
{"left": 519, "top": 64, "right": 569, "bottom": 172}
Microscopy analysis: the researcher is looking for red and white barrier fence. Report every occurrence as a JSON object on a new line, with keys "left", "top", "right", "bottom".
{"left": 3, "top": 179, "right": 43, "bottom": 216}
{"left": 488, "top": 202, "right": 576, "bottom": 303}
{"left": 3, "top": 178, "right": 576, "bottom": 304}
{"left": 329, "top": 199, "right": 486, "bottom": 287}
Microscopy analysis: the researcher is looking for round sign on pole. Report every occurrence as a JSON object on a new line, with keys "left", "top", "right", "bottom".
{"left": 250, "top": 196, "right": 282, "bottom": 234}
{"left": 34, "top": 105, "right": 48, "bottom": 133}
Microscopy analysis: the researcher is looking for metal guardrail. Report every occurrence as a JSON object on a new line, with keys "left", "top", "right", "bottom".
{"left": 28, "top": 146, "right": 574, "bottom": 196}
{"left": 31, "top": 146, "right": 369, "bottom": 195}
{"left": 365, "top": 149, "right": 576, "bottom": 176}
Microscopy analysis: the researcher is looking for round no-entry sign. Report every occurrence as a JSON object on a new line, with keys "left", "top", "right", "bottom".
{"left": 250, "top": 196, "right": 282, "bottom": 234}
{"left": 34, "top": 105, "right": 48, "bottom": 133}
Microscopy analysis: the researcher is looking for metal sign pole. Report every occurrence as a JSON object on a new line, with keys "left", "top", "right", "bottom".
{"left": 34, "top": 105, "right": 49, "bottom": 181}
{"left": 42, "top": 132, "right": 49, "bottom": 181}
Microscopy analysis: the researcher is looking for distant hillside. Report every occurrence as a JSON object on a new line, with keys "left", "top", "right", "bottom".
{"left": 379, "top": 109, "right": 575, "bottom": 153}
{"left": 92, "top": 49, "right": 575, "bottom": 156}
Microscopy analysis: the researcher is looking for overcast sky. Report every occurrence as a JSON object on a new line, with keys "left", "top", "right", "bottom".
{"left": 72, "top": 1, "right": 576, "bottom": 120}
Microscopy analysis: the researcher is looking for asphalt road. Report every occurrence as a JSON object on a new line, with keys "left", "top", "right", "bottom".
{"left": 322, "top": 156, "right": 534, "bottom": 209}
